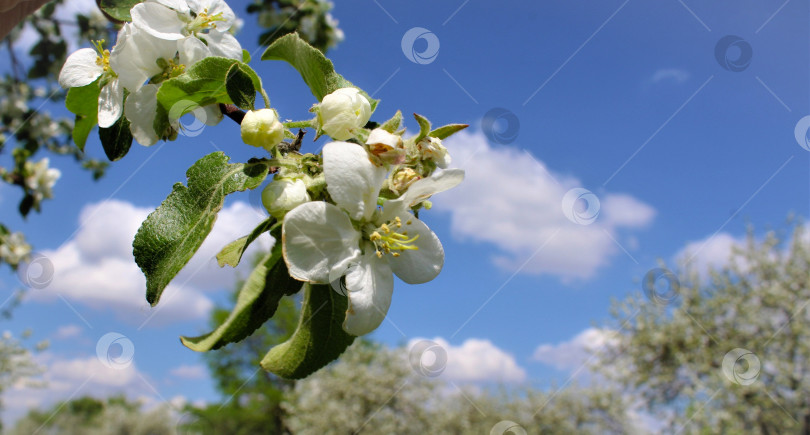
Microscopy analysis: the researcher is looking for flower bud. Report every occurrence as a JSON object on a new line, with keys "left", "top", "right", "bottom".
{"left": 366, "top": 128, "right": 405, "bottom": 166}
{"left": 262, "top": 178, "right": 310, "bottom": 218}
{"left": 416, "top": 136, "right": 451, "bottom": 168}
{"left": 390, "top": 168, "right": 420, "bottom": 195}
{"left": 241, "top": 109, "right": 285, "bottom": 149}
{"left": 316, "top": 87, "right": 371, "bottom": 140}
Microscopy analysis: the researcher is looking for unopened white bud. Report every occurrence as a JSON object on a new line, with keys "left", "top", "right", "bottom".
{"left": 316, "top": 87, "right": 371, "bottom": 140}
{"left": 262, "top": 178, "right": 310, "bottom": 218}
{"left": 241, "top": 109, "right": 285, "bottom": 149}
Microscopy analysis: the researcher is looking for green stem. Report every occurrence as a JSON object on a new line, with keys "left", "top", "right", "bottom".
{"left": 284, "top": 120, "right": 314, "bottom": 129}
{"left": 260, "top": 87, "right": 271, "bottom": 108}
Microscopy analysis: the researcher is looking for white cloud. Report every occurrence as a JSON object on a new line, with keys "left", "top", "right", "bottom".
{"left": 532, "top": 327, "right": 618, "bottom": 372}
{"left": 438, "top": 131, "right": 655, "bottom": 280}
{"left": 28, "top": 199, "right": 272, "bottom": 326}
{"left": 169, "top": 364, "right": 207, "bottom": 380}
{"left": 649, "top": 68, "right": 690, "bottom": 85}
{"left": 675, "top": 232, "right": 744, "bottom": 274}
{"left": 408, "top": 337, "right": 526, "bottom": 383}
{"left": 53, "top": 324, "right": 83, "bottom": 340}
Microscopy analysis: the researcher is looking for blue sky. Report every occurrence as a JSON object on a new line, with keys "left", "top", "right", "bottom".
{"left": 1, "top": 0, "right": 809, "bottom": 424}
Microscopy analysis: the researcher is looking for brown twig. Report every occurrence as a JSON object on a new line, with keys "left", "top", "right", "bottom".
{"left": 219, "top": 103, "right": 245, "bottom": 124}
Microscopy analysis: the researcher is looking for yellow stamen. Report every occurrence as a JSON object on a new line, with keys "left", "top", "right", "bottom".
{"left": 368, "top": 217, "right": 419, "bottom": 258}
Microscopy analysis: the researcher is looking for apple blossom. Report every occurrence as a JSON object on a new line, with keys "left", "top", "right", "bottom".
{"left": 23, "top": 158, "right": 60, "bottom": 203}
{"left": 282, "top": 141, "right": 463, "bottom": 336}
{"left": 0, "top": 232, "right": 31, "bottom": 265}
{"left": 58, "top": 41, "right": 123, "bottom": 128}
{"left": 130, "top": 0, "right": 242, "bottom": 60}
{"left": 316, "top": 87, "right": 371, "bottom": 140}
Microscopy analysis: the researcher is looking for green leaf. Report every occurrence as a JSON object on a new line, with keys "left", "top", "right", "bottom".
{"left": 261, "top": 33, "right": 378, "bottom": 111}
{"left": 72, "top": 115, "right": 95, "bottom": 151}
{"left": 380, "top": 110, "right": 402, "bottom": 134}
{"left": 430, "top": 123, "right": 469, "bottom": 140}
{"left": 181, "top": 235, "right": 301, "bottom": 352}
{"left": 157, "top": 57, "right": 262, "bottom": 116}
{"left": 413, "top": 113, "right": 431, "bottom": 143}
{"left": 217, "top": 218, "right": 278, "bottom": 268}
{"left": 225, "top": 63, "right": 256, "bottom": 111}
{"left": 133, "top": 152, "right": 270, "bottom": 306}
{"left": 66, "top": 81, "right": 99, "bottom": 150}
{"left": 66, "top": 81, "right": 99, "bottom": 117}
{"left": 242, "top": 49, "right": 251, "bottom": 64}
{"left": 98, "top": 0, "right": 142, "bottom": 21}
{"left": 260, "top": 283, "right": 356, "bottom": 379}
{"left": 98, "top": 115, "right": 133, "bottom": 161}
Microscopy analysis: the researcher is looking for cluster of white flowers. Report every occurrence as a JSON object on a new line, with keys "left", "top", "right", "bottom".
{"left": 0, "top": 232, "right": 31, "bottom": 265}
{"left": 58, "top": 0, "right": 241, "bottom": 146}
{"left": 24, "top": 158, "right": 61, "bottom": 204}
{"left": 246, "top": 87, "right": 464, "bottom": 336}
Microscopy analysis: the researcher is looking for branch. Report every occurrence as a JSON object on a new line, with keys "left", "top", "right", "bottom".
{"left": 219, "top": 104, "right": 245, "bottom": 124}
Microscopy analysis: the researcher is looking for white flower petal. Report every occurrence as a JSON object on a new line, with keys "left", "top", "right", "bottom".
{"left": 188, "top": 0, "right": 235, "bottom": 31}
{"left": 131, "top": 2, "right": 186, "bottom": 40}
{"left": 283, "top": 202, "right": 361, "bottom": 284}
{"left": 178, "top": 36, "right": 210, "bottom": 66}
{"left": 111, "top": 23, "right": 178, "bottom": 92}
{"left": 97, "top": 79, "right": 124, "bottom": 128}
{"left": 382, "top": 169, "right": 465, "bottom": 221}
{"left": 125, "top": 84, "right": 159, "bottom": 146}
{"left": 343, "top": 246, "right": 394, "bottom": 336}
{"left": 324, "top": 141, "right": 388, "bottom": 222}
{"left": 151, "top": 0, "right": 190, "bottom": 13}
{"left": 58, "top": 48, "right": 102, "bottom": 88}
{"left": 386, "top": 213, "right": 444, "bottom": 284}
{"left": 201, "top": 31, "right": 242, "bottom": 60}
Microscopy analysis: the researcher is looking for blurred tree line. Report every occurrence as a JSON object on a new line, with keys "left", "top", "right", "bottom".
{"left": 11, "top": 221, "right": 810, "bottom": 434}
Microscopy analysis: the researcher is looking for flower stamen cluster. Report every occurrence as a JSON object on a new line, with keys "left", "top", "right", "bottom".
{"left": 367, "top": 217, "right": 419, "bottom": 258}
